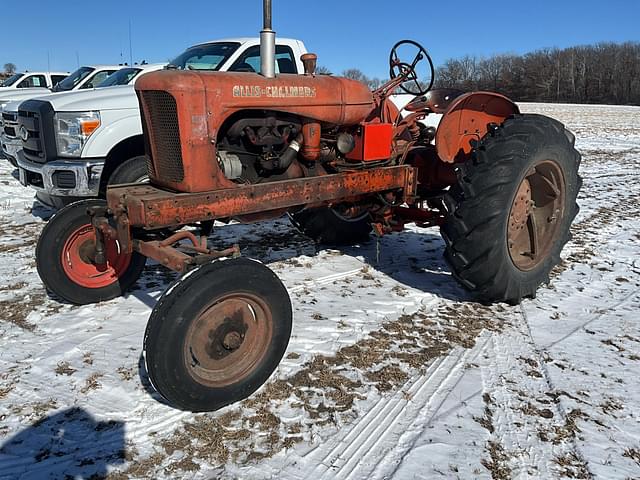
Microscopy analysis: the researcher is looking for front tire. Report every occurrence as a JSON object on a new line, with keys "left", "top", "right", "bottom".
{"left": 36, "top": 199, "right": 146, "bottom": 304}
{"left": 108, "top": 155, "right": 149, "bottom": 185}
{"left": 441, "top": 114, "right": 581, "bottom": 304}
{"left": 143, "top": 258, "right": 293, "bottom": 412}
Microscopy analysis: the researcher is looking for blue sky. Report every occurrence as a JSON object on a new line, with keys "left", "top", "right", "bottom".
{"left": 2, "top": 0, "right": 639, "bottom": 78}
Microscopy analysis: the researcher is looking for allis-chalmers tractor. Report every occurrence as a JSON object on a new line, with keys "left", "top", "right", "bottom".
{"left": 36, "top": 1, "right": 580, "bottom": 411}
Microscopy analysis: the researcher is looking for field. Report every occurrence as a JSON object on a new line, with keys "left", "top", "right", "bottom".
{"left": 0, "top": 103, "right": 639, "bottom": 479}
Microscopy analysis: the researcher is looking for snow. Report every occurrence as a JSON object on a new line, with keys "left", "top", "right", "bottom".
{"left": 0, "top": 103, "right": 639, "bottom": 479}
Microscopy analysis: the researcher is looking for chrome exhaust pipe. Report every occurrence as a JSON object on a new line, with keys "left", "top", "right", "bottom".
{"left": 260, "top": 0, "right": 276, "bottom": 78}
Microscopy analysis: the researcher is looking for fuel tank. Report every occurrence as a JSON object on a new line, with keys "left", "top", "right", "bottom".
{"left": 135, "top": 70, "right": 375, "bottom": 192}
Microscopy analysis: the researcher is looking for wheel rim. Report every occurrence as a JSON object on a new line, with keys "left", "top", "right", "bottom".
{"left": 183, "top": 293, "right": 273, "bottom": 388}
{"left": 61, "top": 224, "right": 132, "bottom": 288}
{"left": 331, "top": 204, "right": 369, "bottom": 223}
{"left": 507, "top": 160, "right": 566, "bottom": 271}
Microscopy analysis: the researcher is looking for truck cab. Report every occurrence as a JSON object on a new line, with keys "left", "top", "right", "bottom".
{"left": 0, "top": 65, "right": 122, "bottom": 112}
{"left": 0, "top": 71, "right": 69, "bottom": 92}
{"left": 12, "top": 38, "right": 307, "bottom": 208}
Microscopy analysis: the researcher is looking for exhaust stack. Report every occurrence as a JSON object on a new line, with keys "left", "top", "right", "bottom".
{"left": 260, "top": 0, "right": 276, "bottom": 78}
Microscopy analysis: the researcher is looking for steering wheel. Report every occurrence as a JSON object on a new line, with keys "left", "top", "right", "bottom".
{"left": 389, "top": 40, "right": 435, "bottom": 96}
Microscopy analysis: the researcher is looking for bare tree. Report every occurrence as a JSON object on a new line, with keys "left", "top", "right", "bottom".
{"left": 3, "top": 63, "right": 16, "bottom": 75}
{"left": 434, "top": 42, "right": 640, "bottom": 105}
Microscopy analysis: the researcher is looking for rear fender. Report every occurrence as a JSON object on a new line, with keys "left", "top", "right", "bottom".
{"left": 435, "top": 92, "right": 519, "bottom": 163}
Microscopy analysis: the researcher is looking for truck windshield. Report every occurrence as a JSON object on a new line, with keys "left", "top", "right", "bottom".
{"left": 170, "top": 42, "right": 241, "bottom": 70}
{"left": 1, "top": 73, "right": 24, "bottom": 87}
{"left": 97, "top": 68, "right": 142, "bottom": 87}
{"left": 52, "top": 67, "right": 95, "bottom": 92}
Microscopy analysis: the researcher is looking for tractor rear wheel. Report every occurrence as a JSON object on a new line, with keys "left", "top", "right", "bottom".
{"left": 143, "top": 258, "right": 292, "bottom": 412}
{"left": 36, "top": 199, "right": 146, "bottom": 304}
{"left": 441, "top": 114, "right": 581, "bottom": 304}
{"left": 290, "top": 206, "right": 371, "bottom": 245}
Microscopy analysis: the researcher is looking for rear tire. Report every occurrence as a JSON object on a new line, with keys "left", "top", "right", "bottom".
{"left": 290, "top": 206, "right": 371, "bottom": 245}
{"left": 36, "top": 199, "right": 146, "bottom": 304}
{"left": 441, "top": 114, "right": 581, "bottom": 304}
{"left": 144, "top": 258, "right": 293, "bottom": 412}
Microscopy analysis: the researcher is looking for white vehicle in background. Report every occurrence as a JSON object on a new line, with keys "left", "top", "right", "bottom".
{"left": 0, "top": 65, "right": 123, "bottom": 113}
{"left": 13, "top": 38, "right": 308, "bottom": 208}
{"left": 1, "top": 64, "right": 125, "bottom": 166}
{"left": 0, "top": 71, "right": 69, "bottom": 92}
{"left": 0, "top": 63, "right": 161, "bottom": 166}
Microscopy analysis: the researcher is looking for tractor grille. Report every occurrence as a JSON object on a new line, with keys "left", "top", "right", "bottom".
{"left": 139, "top": 90, "right": 184, "bottom": 183}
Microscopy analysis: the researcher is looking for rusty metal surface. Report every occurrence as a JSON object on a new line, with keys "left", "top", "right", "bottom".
{"left": 508, "top": 160, "right": 566, "bottom": 272}
{"left": 404, "top": 88, "right": 465, "bottom": 114}
{"left": 435, "top": 91, "right": 519, "bottom": 163}
{"left": 392, "top": 206, "right": 444, "bottom": 228}
{"left": 134, "top": 239, "right": 192, "bottom": 272}
{"left": 136, "top": 71, "right": 374, "bottom": 193}
{"left": 407, "top": 146, "right": 457, "bottom": 191}
{"left": 108, "top": 166, "right": 416, "bottom": 229}
{"left": 133, "top": 238, "right": 240, "bottom": 272}
{"left": 182, "top": 292, "right": 273, "bottom": 387}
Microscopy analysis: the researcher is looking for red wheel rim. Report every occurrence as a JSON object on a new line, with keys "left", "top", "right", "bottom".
{"left": 507, "top": 160, "right": 566, "bottom": 271}
{"left": 61, "top": 224, "right": 132, "bottom": 289}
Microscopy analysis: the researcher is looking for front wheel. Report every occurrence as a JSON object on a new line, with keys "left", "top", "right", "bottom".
{"left": 108, "top": 155, "right": 149, "bottom": 185}
{"left": 143, "top": 258, "right": 293, "bottom": 412}
{"left": 441, "top": 114, "right": 581, "bottom": 304}
{"left": 36, "top": 199, "right": 146, "bottom": 304}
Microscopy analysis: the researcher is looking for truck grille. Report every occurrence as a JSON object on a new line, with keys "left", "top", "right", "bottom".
{"left": 18, "top": 100, "right": 56, "bottom": 163}
{"left": 139, "top": 90, "right": 184, "bottom": 183}
{"left": 2, "top": 112, "right": 18, "bottom": 139}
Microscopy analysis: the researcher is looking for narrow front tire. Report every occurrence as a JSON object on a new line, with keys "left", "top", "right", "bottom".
{"left": 143, "top": 258, "right": 293, "bottom": 412}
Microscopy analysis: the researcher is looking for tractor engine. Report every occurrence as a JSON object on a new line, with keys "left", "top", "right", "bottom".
{"left": 135, "top": 70, "right": 381, "bottom": 194}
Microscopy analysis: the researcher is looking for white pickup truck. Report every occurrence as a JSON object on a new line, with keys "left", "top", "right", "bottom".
{"left": 13, "top": 38, "right": 308, "bottom": 208}
{"left": 1, "top": 65, "right": 128, "bottom": 167}
{"left": 0, "top": 65, "right": 122, "bottom": 113}
{"left": 0, "top": 71, "right": 69, "bottom": 92}
{"left": 1, "top": 64, "right": 162, "bottom": 167}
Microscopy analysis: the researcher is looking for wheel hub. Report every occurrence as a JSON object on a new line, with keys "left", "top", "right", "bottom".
{"left": 61, "top": 224, "right": 131, "bottom": 288}
{"left": 222, "top": 331, "right": 243, "bottom": 350}
{"left": 184, "top": 294, "right": 273, "bottom": 387}
{"left": 507, "top": 160, "right": 566, "bottom": 271}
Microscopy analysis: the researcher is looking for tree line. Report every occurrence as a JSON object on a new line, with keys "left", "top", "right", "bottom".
{"left": 339, "top": 42, "right": 640, "bottom": 106}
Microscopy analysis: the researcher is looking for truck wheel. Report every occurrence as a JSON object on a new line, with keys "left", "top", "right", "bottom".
{"left": 290, "top": 206, "right": 371, "bottom": 245}
{"left": 144, "top": 258, "right": 292, "bottom": 412}
{"left": 441, "top": 114, "right": 581, "bottom": 304}
{"left": 108, "top": 156, "right": 149, "bottom": 185}
{"left": 36, "top": 199, "right": 146, "bottom": 305}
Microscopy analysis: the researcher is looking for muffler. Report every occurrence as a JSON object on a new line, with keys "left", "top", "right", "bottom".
{"left": 260, "top": 0, "right": 276, "bottom": 78}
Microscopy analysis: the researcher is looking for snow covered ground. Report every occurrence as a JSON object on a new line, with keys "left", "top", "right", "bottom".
{"left": 0, "top": 103, "right": 639, "bottom": 479}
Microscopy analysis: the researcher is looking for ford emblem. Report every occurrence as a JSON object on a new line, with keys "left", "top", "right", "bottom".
{"left": 19, "top": 125, "right": 29, "bottom": 142}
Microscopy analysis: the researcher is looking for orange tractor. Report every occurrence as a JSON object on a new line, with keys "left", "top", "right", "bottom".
{"left": 36, "top": 1, "right": 581, "bottom": 411}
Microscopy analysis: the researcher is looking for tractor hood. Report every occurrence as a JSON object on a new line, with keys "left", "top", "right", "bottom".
{"left": 135, "top": 69, "right": 376, "bottom": 193}
{"left": 40, "top": 85, "right": 137, "bottom": 112}
{"left": 136, "top": 69, "right": 375, "bottom": 125}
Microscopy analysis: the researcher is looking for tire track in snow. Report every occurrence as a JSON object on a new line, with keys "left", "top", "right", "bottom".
{"left": 478, "top": 307, "right": 591, "bottom": 479}
{"left": 279, "top": 330, "right": 493, "bottom": 480}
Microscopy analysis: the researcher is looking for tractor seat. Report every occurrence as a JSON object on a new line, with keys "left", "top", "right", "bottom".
{"left": 405, "top": 88, "right": 465, "bottom": 114}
